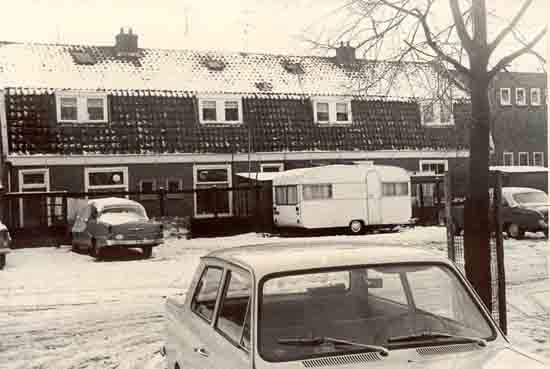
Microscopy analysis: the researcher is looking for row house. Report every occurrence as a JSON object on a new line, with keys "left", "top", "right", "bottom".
{"left": 0, "top": 29, "right": 471, "bottom": 226}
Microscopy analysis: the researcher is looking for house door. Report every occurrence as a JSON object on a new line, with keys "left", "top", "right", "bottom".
{"left": 18, "top": 169, "right": 51, "bottom": 228}
{"left": 366, "top": 170, "right": 382, "bottom": 224}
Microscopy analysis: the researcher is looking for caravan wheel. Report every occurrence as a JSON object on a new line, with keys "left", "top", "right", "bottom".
{"left": 349, "top": 220, "right": 365, "bottom": 235}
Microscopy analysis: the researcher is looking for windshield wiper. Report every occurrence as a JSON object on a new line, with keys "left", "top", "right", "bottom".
{"left": 387, "top": 331, "right": 486, "bottom": 347}
{"left": 277, "top": 336, "right": 389, "bottom": 356}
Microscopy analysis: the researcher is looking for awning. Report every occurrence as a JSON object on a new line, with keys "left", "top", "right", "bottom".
{"left": 236, "top": 172, "right": 282, "bottom": 181}
{"left": 490, "top": 166, "right": 550, "bottom": 173}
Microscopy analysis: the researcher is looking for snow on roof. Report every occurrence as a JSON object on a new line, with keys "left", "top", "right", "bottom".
{"left": 88, "top": 197, "right": 144, "bottom": 212}
{"left": 206, "top": 241, "right": 448, "bottom": 277}
{"left": 502, "top": 187, "right": 546, "bottom": 194}
{"left": 0, "top": 41, "right": 465, "bottom": 100}
{"left": 491, "top": 166, "right": 550, "bottom": 173}
{"left": 273, "top": 164, "right": 409, "bottom": 185}
{"left": 236, "top": 172, "right": 282, "bottom": 181}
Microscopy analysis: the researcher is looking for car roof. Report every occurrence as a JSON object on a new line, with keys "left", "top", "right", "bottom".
{"left": 204, "top": 240, "right": 450, "bottom": 278}
{"left": 88, "top": 197, "right": 143, "bottom": 211}
{"left": 502, "top": 187, "right": 545, "bottom": 194}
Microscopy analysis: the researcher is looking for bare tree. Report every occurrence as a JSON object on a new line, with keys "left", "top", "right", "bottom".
{"left": 310, "top": 0, "right": 546, "bottom": 308}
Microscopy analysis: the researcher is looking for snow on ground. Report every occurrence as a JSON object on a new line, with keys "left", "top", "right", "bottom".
{"left": 0, "top": 227, "right": 548, "bottom": 368}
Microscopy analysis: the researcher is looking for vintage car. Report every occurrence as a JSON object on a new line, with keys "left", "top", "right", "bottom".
{"left": 452, "top": 187, "right": 549, "bottom": 239}
{"left": 0, "top": 222, "right": 11, "bottom": 270}
{"left": 71, "top": 197, "right": 163, "bottom": 258}
{"left": 164, "top": 241, "right": 547, "bottom": 369}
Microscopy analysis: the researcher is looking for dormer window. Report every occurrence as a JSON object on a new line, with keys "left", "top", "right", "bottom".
{"left": 420, "top": 99, "right": 453, "bottom": 126}
{"left": 500, "top": 88, "right": 511, "bottom": 106}
{"left": 515, "top": 88, "right": 526, "bottom": 106}
{"left": 56, "top": 92, "right": 108, "bottom": 123}
{"left": 71, "top": 51, "right": 96, "bottom": 65}
{"left": 312, "top": 98, "right": 352, "bottom": 124}
{"left": 531, "top": 88, "right": 541, "bottom": 106}
{"left": 199, "top": 96, "right": 243, "bottom": 124}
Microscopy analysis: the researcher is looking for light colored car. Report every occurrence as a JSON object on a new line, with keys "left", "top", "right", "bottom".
{"left": 71, "top": 197, "right": 163, "bottom": 258}
{"left": 164, "top": 241, "right": 547, "bottom": 369}
{"left": 0, "top": 222, "right": 11, "bottom": 270}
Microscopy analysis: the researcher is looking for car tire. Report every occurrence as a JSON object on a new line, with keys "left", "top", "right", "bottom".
{"left": 90, "top": 240, "right": 101, "bottom": 259}
{"left": 0, "top": 254, "right": 5, "bottom": 270}
{"left": 544, "top": 229, "right": 548, "bottom": 239}
{"left": 506, "top": 223, "right": 525, "bottom": 239}
{"left": 142, "top": 246, "right": 153, "bottom": 258}
{"left": 349, "top": 220, "right": 365, "bottom": 235}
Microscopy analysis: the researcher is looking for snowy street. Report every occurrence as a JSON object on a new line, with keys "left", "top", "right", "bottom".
{"left": 0, "top": 227, "right": 549, "bottom": 369}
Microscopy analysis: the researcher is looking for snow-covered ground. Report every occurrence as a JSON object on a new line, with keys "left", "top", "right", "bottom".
{"left": 0, "top": 227, "right": 548, "bottom": 368}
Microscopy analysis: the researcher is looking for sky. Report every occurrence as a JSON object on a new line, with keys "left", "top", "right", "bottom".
{"left": 0, "top": 0, "right": 547, "bottom": 72}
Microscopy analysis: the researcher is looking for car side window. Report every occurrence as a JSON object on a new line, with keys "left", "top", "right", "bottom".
{"left": 216, "top": 270, "right": 252, "bottom": 351}
{"left": 191, "top": 266, "right": 224, "bottom": 322}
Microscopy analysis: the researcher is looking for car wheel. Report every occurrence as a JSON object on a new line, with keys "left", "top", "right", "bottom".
{"left": 90, "top": 240, "right": 101, "bottom": 259}
{"left": 349, "top": 220, "right": 365, "bottom": 235}
{"left": 507, "top": 223, "right": 525, "bottom": 239}
{"left": 0, "top": 254, "right": 5, "bottom": 270}
{"left": 142, "top": 246, "right": 153, "bottom": 258}
{"left": 544, "top": 229, "right": 548, "bottom": 239}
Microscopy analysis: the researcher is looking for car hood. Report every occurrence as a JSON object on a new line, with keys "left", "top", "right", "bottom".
{"left": 98, "top": 212, "right": 149, "bottom": 226}
{"left": 256, "top": 346, "right": 547, "bottom": 369}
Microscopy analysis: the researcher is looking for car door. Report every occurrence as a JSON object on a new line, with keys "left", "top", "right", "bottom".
{"left": 72, "top": 205, "right": 90, "bottom": 247}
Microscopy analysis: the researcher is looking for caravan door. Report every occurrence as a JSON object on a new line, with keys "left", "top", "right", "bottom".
{"left": 366, "top": 170, "right": 382, "bottom": 224}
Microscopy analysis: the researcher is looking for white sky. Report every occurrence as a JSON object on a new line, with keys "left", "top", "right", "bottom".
{"left": 0, "top": 0, "right": 547, "bottom": 71}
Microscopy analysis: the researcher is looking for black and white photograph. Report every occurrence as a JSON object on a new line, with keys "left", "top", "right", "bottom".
{"left": 0, "top": 0, "right": 548, "bottom": 368}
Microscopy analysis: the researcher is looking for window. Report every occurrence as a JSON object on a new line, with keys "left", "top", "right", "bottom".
{"left": 516, "top": 88, "right": 526, "bottom": 106}
{"left": 312, "top": 98, "right": 352, "bottom": 124}
{"left": 420, "top": 100, "right": 453, "bottom": 125}
{"left": 518, "top": 152, "right": 529, "bottom": 166}
{"left": 260, "top": 163, "right": 284, "bottom": 173}
{"left": 533, "top": 152, "right": 544, "bottom": 167}
{"left": 18, "top": 168, "right": 51, "bottom": 228}
{"left": 216, "top": 270, "right": 252, "bottom": 349}
{"left": 302, "top": 184, "right": 332, "bottom": 201}
{"left": 500, "top": 88, "right": 511, "bottom": 106}
{"left": 419, "top": 160, "right": 448, "bottom": 174}
{"left": 56, "top": 93, "right": 108, "bottom": 123}
{"left": 366, "top": 268, "right": 407, "bottom": 305}
{"left": 138, "top": 179, "right": 156, "bottom": 200}
{"left": 531, "top": 88, "right": 542, "bottom": 106}
{"left": 503, "top": 152, "right": 514, "bottom": 166}
{"left": 194, "top": 165, "right": 232, "bottom": 216}
{"left": 85, "top": 167, "right": 129, "bottom": 193}
{"left": 191, "top": 266, "right": 223, "bottom": 322}
{"left": 166, "top": 178, "right": 184, "bottom": 199}
{"left": 199, "top": 97, "right": 243, "bottom": 124}
{"left": 274, "top": 186, "right": 298, "bottom": 205}
{"left": 382, "top": 182, "right": 409, "bottom": 197}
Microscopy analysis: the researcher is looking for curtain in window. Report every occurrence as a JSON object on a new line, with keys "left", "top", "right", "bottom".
{"left": 303, "top": 184, "right": 332, "bottom": 200}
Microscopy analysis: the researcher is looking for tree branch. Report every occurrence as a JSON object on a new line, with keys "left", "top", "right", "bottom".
{"left": 489, "top": 27, "right": 547, "bottom": 78}
{"left": 488, "top": 0, "right": 533, "bottom": 54}
{"left": 448, "top": 0, "right": 474, "bottom": 52}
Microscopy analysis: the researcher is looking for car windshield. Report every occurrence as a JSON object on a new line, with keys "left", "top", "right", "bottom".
{"left": 259, "top": 264, "right": 495, "bottom": 362}
{"left": 100, "top": 206, "right": 147, "bottom": 219}
{"left": 513, "top": 191, "right": 548, "bottom": 204}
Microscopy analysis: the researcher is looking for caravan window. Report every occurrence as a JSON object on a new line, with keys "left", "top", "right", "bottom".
{"left": 275, "top": 186, "right": 298, "bottom": 205}
{"left": 382, "top": 182, "right": 409, "bottom": 197}
{"left": 303, "top": 184, "right": 333, "bottom": 201}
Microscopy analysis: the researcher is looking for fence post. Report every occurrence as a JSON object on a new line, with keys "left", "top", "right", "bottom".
{"left": 494, "top": 171, "right": 507, "bottom": 334}
{"left": 159, "top": 187, "right": 166, "bottom": 217}
{"left": 444, "top": 172, "right": 455, "bottom": 262}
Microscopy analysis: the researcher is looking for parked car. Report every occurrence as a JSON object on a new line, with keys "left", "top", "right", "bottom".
{"left": 452, "top": 187, "right": 549, "bottom": 239}
{"left": 0, "top": 222, "right": 11, "bottom": 270}
{"left": 71, "top": 197, "right": 163, "bottom": 258}
{"left": 163, "top": 241, "right": 547, "bottom": 369}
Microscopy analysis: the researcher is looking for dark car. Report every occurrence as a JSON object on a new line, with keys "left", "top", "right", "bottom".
{"left": 452, "top": 187, "right": 549, "bottom": 239}
{"left": 71, "top": 197, "right": 163, "bottom": 258}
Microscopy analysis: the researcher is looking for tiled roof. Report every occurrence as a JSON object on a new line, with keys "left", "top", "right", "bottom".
{"left": 0, "top": 41, "right": 461, "bottom": 101}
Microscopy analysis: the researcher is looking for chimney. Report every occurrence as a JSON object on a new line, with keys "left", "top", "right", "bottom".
{"left": 115, "top": 27, "right": 139, "bottom": 56}
{"left": 335, "top": 41, "right": 356, "bottom": 65}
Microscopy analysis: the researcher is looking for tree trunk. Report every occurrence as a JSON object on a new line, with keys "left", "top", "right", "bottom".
{"left": 464, "top": 72, "right": 492, "bottom": 311}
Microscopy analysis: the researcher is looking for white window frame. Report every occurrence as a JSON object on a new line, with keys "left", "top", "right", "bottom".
{"left": 515, "top": 88, "right": 527, "bottom": 106}
{"left": 503, "top": 152, "right": 514, "bottom": 166}
{"left": 420, "top": 100, "right": 454, "bottom": 126}
{"left": 530, "top": 88, "right": 542, "bottom": 106}
{"left": 419, "top": 159, "right": 448, "bottom": 174}
{"left": 533, "top": 152, "right": 544, "bottom": 167}
{"left": 198, "top": 95, "right": 243, "bottom": 124}
{"left": 518, "top": 152, "right": 529, "bottom": 166}
{"left": 18, "top": 168, "right": 51, "bottom": 227}
{"left": 260, "top": 163, "right": 284, "bottom": 172}
{"left": 56, "top": 91, "right": 108, "bottom": 123}
{"left": 193, "top": 164, "right": 232, "bottom": 217}
{"left": 499, "top": 88, "right": 512, "bottom": 106}
{"left": 84, "top": 167, "right": 129, "bottom": 192}
{"left": 312, "top": 97, "right": 352, "bottom": 124}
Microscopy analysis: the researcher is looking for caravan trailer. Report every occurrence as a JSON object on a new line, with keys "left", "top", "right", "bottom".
{"left": 272, "top": 164, "right": 413, "bottom": 233}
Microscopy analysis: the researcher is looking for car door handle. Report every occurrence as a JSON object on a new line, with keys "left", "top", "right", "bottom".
{"left": 194, "top": 347, "right": 209, "bottom": 357}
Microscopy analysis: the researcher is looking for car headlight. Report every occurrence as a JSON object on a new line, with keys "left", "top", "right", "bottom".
{"left": 115, "top": 234, "right": 124, "bottom": 240}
